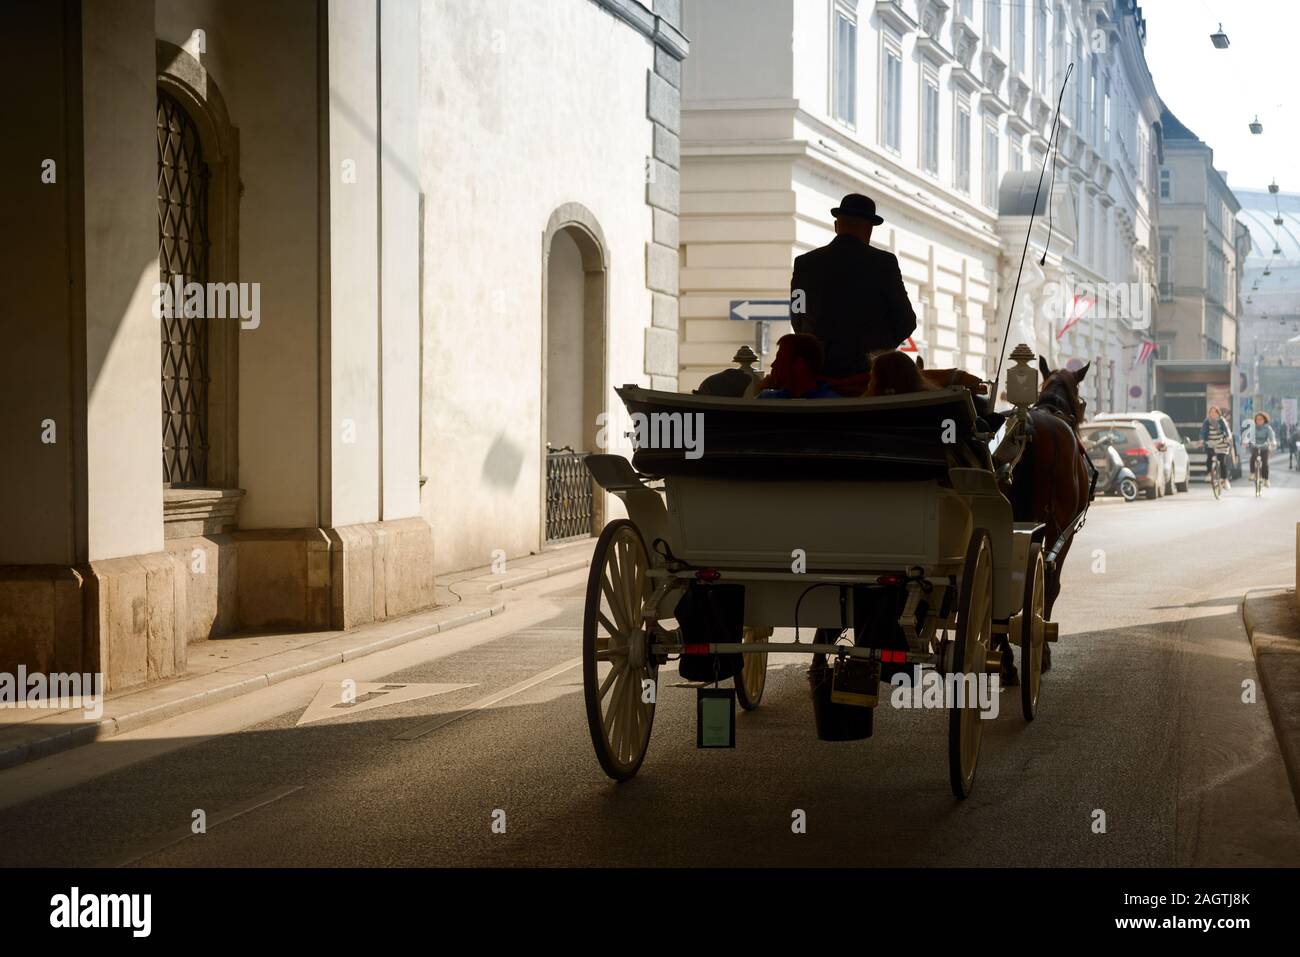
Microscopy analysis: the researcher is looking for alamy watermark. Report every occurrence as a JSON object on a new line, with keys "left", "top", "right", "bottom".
{"left": 889, "top": 664, "right": 1000, "bottom": 720}
{"left": 0, "top": 667, "right": 103, "bottom": 720}
{"left": 595, "top": 409, "right": 705, "bottom": 459}
{"left": 50, "top": 887, "right": 150, "bottom": 937}
{"left": 151, "top": 274, "right": 261, "bottom": 330}
{"left": 1043, "top": 278, "right": 1151, "bottom": 331}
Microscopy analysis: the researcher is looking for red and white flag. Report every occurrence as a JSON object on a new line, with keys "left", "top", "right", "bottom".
{"left": 1056, "top": 295, "right": 1093, "bottom": 339}
{"left": 1132, "top": 339, "right": 1157, "bottom": 370}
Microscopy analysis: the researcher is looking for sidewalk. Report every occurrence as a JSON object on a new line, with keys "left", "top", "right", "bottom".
{"left": 1242, "top": 587, "right": 1300, "bottom": 807}
{"left": 0, "top": 541, "right": 594, "bottom": 771}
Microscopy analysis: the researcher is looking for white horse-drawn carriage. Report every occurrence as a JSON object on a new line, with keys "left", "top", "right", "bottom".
{"left": 581, "top": 348, "right": 1063, "bottom": 798}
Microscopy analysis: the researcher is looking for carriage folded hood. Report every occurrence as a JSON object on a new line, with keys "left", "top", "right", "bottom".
{"left": 614, "top": 386, "right": 991, "bottom": 481}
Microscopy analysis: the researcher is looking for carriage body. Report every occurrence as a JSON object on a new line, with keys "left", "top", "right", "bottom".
{"left": 581, "top": 384, "right": 1054, "bottom": 797}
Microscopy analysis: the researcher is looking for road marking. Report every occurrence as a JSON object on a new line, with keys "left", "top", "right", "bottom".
{"left": 296, "top": 681, "right": 475, "bottom": 726}
{"left": 104, "top": 785, "right": 303, "bottom": 868}
{"left": 395, "top": 658, "right": 584, "bottom": 741}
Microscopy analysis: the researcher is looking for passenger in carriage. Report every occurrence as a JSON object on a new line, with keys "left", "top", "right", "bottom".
{"left": 790, "top": 193, "right": 918, "bottom": 382}
{"left": 755, "top": 333, "right": 841, "bottom": 398}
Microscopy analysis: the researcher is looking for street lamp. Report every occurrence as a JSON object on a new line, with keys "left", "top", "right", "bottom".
{"left": 1211, "top": 24, "right": 1230, "bottom": 48}
{"left": 1250, "top": 115, "right": 1263, "bottom": 134}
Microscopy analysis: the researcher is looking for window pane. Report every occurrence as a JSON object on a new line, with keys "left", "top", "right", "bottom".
{"left": 833, "top": 15, "right": 857, "bottom": 124}
{"left": 923, "top": 81, "right": 940, "bottom": 173}
{"left": 883, "top": 49, "right": 901, "bottom": 150}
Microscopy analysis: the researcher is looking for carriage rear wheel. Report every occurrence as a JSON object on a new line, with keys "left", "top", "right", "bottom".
{"left": 735, "top": 626, "right": 770, "bottom": 711}
{"left": 1019, "top": 543, "right": 1046, "bottom": 721}
{"left": 583, "top": 519, "right": 656, "bottom": 781}
{"left": 948, "top": 529, "right": 993, "bottom": 799}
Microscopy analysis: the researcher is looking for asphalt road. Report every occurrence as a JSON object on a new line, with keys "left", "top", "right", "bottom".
{"left": 2, "top": 466, "right": 1299, "bottom": 867}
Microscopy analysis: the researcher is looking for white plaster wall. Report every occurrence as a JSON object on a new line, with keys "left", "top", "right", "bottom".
{"left": 82, "top": 0, "right": 164, "bottom": 561}
{"left": 325, "top": 0, "right": 382, "bottom": 528}
{"left": 682, "top": 0, "right": 792, "bottom": 103}
{"left": 380, "top": 0, "right": 424, "bottom": 521}
{"left": 420, "top": 0, "right": 655, "bottom": 575}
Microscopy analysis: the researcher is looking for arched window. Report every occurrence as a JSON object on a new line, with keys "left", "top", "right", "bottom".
{"left": 155, "top": 39, "right": 240, "bottom": 521}
{"left": 157, "top": 89, "right": 211, "bottom": 486}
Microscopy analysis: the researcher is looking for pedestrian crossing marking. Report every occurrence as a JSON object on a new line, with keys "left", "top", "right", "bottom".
{"left": 297, "top": 682, "right": 475, "bottom": 726}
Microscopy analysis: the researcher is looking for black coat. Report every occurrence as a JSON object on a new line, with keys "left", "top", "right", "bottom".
{"left": 789, "top": 234, "right": 918, "bottom": 378}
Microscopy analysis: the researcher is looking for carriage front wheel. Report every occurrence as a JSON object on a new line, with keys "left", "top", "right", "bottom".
{"left": 583, "top": 519, "right": 656, "bottom": 781}
{"left": 1019, "top": 543, "right": 1046, "bottom": 721}
{"left": 735, "top": 626, "right": 771, "bottom": 710}
{"left": 948, "top": 528, "right": 993, "bottom": 799}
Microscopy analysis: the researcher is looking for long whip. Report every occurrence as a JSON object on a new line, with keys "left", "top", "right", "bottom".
{"left": 994, "top": 62, "right": 1075, "bottom": 388}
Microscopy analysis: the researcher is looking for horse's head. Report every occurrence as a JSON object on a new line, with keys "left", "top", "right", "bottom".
{"left": 1037, "top": 356, "right": 1090, "bottom": 427}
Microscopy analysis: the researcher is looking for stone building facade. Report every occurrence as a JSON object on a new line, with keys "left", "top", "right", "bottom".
{"left": 1153, "top": 105, "right": 1247, "bottom": 365}
{"left": 0, "top": 0, "right": 684, "bottom": 691}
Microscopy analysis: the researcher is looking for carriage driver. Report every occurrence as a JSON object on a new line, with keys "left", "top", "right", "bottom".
{"left": 790, "top": 193, "right": 919, "bottom": 382}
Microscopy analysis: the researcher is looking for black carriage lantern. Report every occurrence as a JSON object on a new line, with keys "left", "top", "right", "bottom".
{"left": 1210, "top": 23, "right": 1229, "bottom": 48}
{"left": 1250, "top": 115, "right": 1263, "bottom": 134}
{"left": 1269, "top": 180, "right": 1280, "bottom": 194}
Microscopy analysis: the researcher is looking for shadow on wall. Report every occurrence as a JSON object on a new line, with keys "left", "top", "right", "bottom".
{"left": 481, "top": 433, "right": 526, "bottom": 489}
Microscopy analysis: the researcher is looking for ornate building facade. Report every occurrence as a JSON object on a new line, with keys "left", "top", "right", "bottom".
{"left": 678, "top": 0, "right": 1162, "bottom": 413}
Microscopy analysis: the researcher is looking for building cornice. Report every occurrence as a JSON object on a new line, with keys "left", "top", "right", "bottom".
{"left": 875, "top": 0, "right": 919, "bottom": 35}
{"left": 589, "top": 0, "right": 689, "bottom": 59}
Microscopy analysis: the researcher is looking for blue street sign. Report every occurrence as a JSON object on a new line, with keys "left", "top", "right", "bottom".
{"left": 729, "top": 299, "right": 791, "bottom": 322}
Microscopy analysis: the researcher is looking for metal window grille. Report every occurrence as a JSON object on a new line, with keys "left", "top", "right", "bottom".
{"left": 157, "top": 90, "right": 212, "bottom": 486}
{"left": 545, "top": 446, "right": 594, "bottom": 543}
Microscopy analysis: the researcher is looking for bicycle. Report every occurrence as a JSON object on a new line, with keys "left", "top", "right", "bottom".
{"left": 1250, "top": 447, "right": 1269, "bottom": 497}
{"left": 1207, "top": 450, "right": 1224, "bottom": 500}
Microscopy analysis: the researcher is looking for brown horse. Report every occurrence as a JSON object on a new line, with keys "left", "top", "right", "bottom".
{"left": 1001, "top": 358, "right": 1091, "bottom": 677}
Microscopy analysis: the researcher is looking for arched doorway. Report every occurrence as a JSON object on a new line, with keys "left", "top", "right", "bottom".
{"left": 541, "top": 207, "right": 608, "bottom": 544}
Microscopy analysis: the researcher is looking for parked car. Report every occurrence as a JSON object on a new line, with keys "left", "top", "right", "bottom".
{"left": 1092, "top": 411, "right": 1191, "bottom": 493}
{"left": 1079, "top": 420, "right": 1168, "bottom": 499}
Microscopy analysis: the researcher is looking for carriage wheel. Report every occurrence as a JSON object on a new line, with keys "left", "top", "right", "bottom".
{"left": 948, "top": 529, "right": 993, "bottom": 799}
{"left": 735, "top": 626, "right": 771, "bottom": 711}
{"left": 1019, "top": 543, "right": 1046, "bottom": 721}
{"left": 583, "top": 519, "right": 656, "bottom": 782}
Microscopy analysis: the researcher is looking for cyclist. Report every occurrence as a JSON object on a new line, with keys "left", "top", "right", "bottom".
{"left": 1248, "top": 411, "right": 1277, "bottom": 488}
{"left": 1201, "top": 406, "right": 1233, "bottom": 490}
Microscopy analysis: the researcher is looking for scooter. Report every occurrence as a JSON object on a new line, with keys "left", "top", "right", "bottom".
{"left": 1090, "top": 443, "right": 1139, "bottom": 502}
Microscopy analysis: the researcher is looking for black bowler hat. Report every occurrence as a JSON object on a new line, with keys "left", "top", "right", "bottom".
{"left": 831, "top": 193, "right": 884, "bottom": 224}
